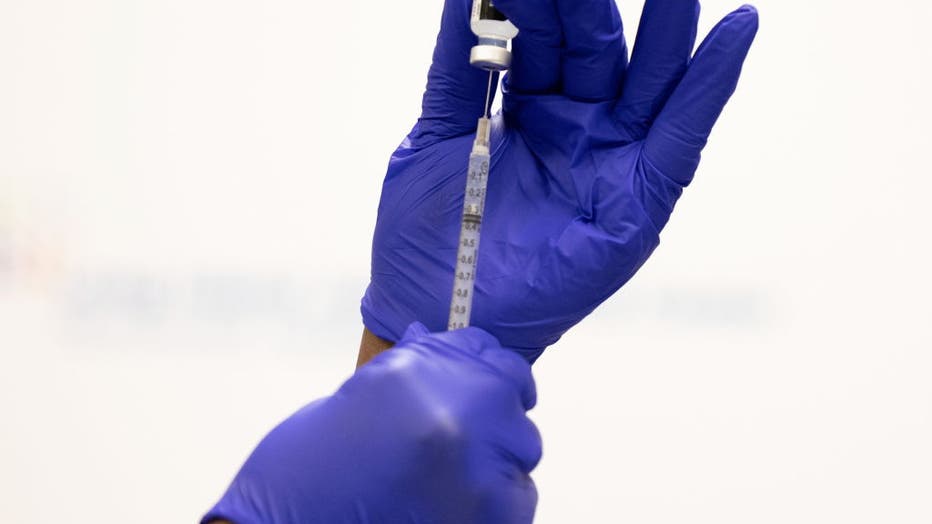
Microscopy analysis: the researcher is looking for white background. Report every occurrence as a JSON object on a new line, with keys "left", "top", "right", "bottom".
{"left": 1, "top": 0, "right": 930, "bottom": 522}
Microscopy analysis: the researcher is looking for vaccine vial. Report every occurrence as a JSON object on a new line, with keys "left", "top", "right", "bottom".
{"left": 470, "top": 0, "right": 519, "bottom": 71}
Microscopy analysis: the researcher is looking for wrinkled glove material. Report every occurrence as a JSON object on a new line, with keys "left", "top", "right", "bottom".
{"left": 203, "top": 323, "right": 541, "bottom": 524}
{"left": 362, "top": 0, "right": 758, "bottom": 362}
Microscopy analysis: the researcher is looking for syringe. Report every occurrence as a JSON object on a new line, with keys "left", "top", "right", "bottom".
{"left": 448, "top": 77, "right": 494, "bottom": 331}
{"left": 448, "top": 0, "right": 518, "bottom": 331}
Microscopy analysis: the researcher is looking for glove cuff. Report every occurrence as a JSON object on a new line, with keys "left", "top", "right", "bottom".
{"left": 360, "top": 287, "right": 406, "bottom": 344}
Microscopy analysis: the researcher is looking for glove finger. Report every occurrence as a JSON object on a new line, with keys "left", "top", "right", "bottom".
{"left": 642, "top": 5, "right": 759, "bottom": 184}
{"left": 556, "top": 0, "right": 627, "bottom": 101}
{"left": 415, "top": 0, "right": 497, "bottom": 146}
{"left": 500, "top": 415, "right": 544, "bottom": 473}
{"left": 431, "top": 326, "right": 503, "bottom": 357}
{"left": 615, "top": 0, "right": 700, "bottom": 139}
{"left": 495, "top": 0, "right": 562, "bottom": 94}
{"left": 399, "top": 321, "right": 431, "bottom": 344}
{"left": 479, "top": 348, "right": 537, "bottom": 410}
{"left": 476, "top": 470, "right": 539, "bottom": 524}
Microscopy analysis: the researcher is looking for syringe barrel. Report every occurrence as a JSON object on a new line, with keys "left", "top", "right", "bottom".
{"left": 448, "top": 146, "right": 491, "bottom": 330}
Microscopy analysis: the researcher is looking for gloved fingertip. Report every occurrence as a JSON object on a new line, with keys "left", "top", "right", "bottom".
{"left": 460, "top": 327, "right": 503, "bottom": 352}
{"left": 479, "top": 349, "right": 537, "bottom": 410}
{"left": 736, "top": 4, "right": 759, "bottom": 17}
{"left": 723, "top": 4, "right": 760, "bottom": 35}
{"left": 400, "top": 321, "right": 431, "bottom": 343}
{"left": 430, "top": 327, "right": 503, "bottom": 358}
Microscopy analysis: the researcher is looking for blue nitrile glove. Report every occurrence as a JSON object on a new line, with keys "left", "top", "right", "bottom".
{"left": 202, "top": 323, "right": 541, "bottom": 524}
{"left": 361, "top": 0, "right": 759, "bottom": 362}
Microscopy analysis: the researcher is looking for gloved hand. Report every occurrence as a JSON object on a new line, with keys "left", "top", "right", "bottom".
{"left": 203, "top": 323, "right": 541, "bottom": 524}
{"left": 362, "top": 0, "right": 759, "bottom": 362}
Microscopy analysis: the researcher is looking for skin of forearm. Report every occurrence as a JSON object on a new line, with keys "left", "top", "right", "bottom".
{"left": 357, "top": 327, "right": 394, "bottom": 368}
